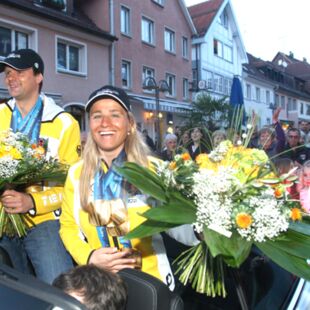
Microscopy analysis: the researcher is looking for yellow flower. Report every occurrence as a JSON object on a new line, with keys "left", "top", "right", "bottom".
{"left": 290, "top": 208, "right": 302, "bottom": 221}
{"left": 236, "top": 212, "right": 252, "bottom": 229}
{"left": 9, "top": 147, "right": 22, "bottom": 159}
{"left": 196, "top": 153, "right": 210, "bottom": 168}
{"left": 169, "top": 161, "right": 177, "bottom": 170}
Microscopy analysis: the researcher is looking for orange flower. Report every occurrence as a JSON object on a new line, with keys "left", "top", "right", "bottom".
{"left": 169, "top": 161, "right": 177, "bottom": 170}
{"left": 274, "top": 186, "right": 284, "bottom": 198}
{"left": 31, "top": 143, "right": 37, "bottom": 149}
{"left": 181, "top": 153, "right": 191, "bottom": 161}
{"left": 236, "top": 212, "right": 252, "bottom": 229}
{"left": 290, "top": 208, "right": 302, "bottom": 221}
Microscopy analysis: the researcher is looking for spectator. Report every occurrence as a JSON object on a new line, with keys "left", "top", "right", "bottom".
{"left": 59, "top": 85, "right": 199, "bottom": 291}
{"left": 255, "top": 107, "right": 285, "bottom": 159}
{"left": 53, "top": 264, "right": 127, "bottom": 310}
{"left": 180, "top": 130, "right": 190, "bottom": 147}
{"left": 142, "top": 129, "right": 156, "bottom": 151}
{"left": 0, "top": 49, "right": 80, "bottom": 284}
{"left": 212, "top": 130, "right": 227, "bottom": 148}
{"left": 281, "top": 128, "right": 309, "bottom": 165}
{"left": 299, "top": 120, "right": 310, "bottom": 137}
{"left": 297, "top": 160, "right": 310, "bottom": 213}
{"left": 161, "top": 133, "right": 178, "bottom": 161}
{"left": 187, "top": 127, "right": 209, "bottom": 159}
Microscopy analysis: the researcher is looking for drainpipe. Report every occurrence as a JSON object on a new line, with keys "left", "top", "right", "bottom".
{"left": 109, "top": 0, "right": 115, "bottom": 85}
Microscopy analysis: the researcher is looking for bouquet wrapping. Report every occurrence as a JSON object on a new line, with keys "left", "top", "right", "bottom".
{"left": 116, "top": 133, "right": 310, "bottom": 297}
{"left": 0, "top": 130, "right": 68, "bottom": 237}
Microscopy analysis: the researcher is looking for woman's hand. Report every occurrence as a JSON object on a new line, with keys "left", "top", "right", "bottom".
{"left": 88, "top": 247, "right": 137, "bottom": 272}
{"left": 0, "top": 190, "right": 34, "bottom": 214}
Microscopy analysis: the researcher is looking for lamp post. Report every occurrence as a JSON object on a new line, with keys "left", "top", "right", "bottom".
{"left": 142, "top": 77, "right": 170, "bottom": 152}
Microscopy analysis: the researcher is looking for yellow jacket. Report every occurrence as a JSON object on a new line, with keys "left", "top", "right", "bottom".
{"left": 60, "top": 160, "right": 175, "bottom": 290}
{"left": 0, "top": 95, "right": 81, "bottom": 226}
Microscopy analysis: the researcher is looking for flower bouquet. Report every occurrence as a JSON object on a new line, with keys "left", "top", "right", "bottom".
{"left": 116, "top": 125, "right": 310, "bottom": 298}
{"left": 0, "top": 130, "right": 68, "bottom": 237}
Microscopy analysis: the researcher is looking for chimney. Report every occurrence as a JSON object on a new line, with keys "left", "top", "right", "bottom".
{"left": 289, "top": 51, "right": 294, "bottom": 59}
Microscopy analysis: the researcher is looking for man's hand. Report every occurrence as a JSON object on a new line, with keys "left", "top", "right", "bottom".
{"left": 272, "top": 107, "right": 281, "bottom": 124}
{"left": 0, "top": 189, "right": 34, "bottom": 214}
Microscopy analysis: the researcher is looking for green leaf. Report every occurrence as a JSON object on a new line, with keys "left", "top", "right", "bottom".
{"left": 289, "top": 221, "right": 310, "bottom": 236}
{"left": 142, "top": 204, "right": 196, "bottom": 224}
{"left": 263, "top": 228, "right": 310, "bottom": 259}
{"left": 116, "top": 163, "right": 167, "bottom": 202}
{"left": 203, "top": 228, "right": 252, "bottom": 267}
{"left": 125, "top": 220, "right": 177, "bottom": 239}
{"left": 256, "top": 241, "right": 310, "bottom": 281}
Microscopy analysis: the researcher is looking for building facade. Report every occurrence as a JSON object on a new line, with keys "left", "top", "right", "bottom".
{"left": 0, "top": 0, "right": 115, "bottom": 131}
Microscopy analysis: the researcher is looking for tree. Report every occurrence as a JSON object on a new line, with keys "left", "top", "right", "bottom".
{"left": 181, "top": 92, "right": 231, "bottom": 132}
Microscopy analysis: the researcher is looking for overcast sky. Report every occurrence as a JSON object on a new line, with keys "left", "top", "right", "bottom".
{"left": 185, "top": 0, "right": 310, "bottom": 62}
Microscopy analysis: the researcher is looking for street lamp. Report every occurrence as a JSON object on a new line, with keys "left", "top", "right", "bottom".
{"left": 142, "top": 77, "right": 170, "bottom": 152}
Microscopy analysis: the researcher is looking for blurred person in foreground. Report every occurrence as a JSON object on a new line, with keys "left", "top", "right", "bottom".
{"left": 0, "top": 49, "right": 80, "bottom": 283}
{"left": 53, "top": 264, "right": 127, "bottom": 310}
{"left": 59, "top": 85, "right": 199, "bottom": 291}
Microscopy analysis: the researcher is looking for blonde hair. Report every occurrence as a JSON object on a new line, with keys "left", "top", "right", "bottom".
{"left": 79, "top": 112, "right": 150, "bottom": 211}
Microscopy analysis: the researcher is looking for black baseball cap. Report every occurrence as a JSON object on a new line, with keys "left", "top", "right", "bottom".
{"left": 0, "top": 49, "right": 44, "bottom": 75}
{"left": 85, "top": 85, "right": 131, "bottom": 112}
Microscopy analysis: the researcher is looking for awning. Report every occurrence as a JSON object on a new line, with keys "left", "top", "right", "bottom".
{"left": 130, "top": 95, "right": 192, "bottom": 113}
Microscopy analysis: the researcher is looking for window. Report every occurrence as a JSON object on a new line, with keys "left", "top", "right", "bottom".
{"left": 288, "top": 98, "right": 297, "bottom": 111}
{"left": 120, "top": 6, "right": 130, "bottom": 36}
{"left": 152, "top": 0, "right": 164, "bottom": 5}
{"left": 141, "top": 17, "right": 154, "bottom": 44}
{"left": 223, "top": 45, "right": 232, "bottom": 62}
{"left": 213, "top": 39, "right": 232, "bottom": 62}
{"left": 206, "top": 71, "right": 213, "bottom": 90}
{"left": 0, "top": 21, "right": 36, "bottom": 57}
{"left": 218, "top": 10, "right": 228, "bottom": 28}
{"left": 166, "top": 73, "right": 176, "bottom": 97}
{"left": 300, "top": 102, "right": 304, "bottom": 114}
{"left": 183, "top": 78, "right": 189, "bottom": 99}
{"left": 306, "top": 104, "right": 310, "bottom": 116}
{"left": 182, "top": 37, "right": 188, "bottom": 58}
{"left": 213, "top": 39, "right": 223, "bottom": 57}
{"left": 121, "top": 60, "right": 131, "bottom": 88}
{"left": 255, "top": 87, "right": 260, "bottom": 101}
{"left": 246, "top": 84, "right": 251, "bottom": 99}
{"left": 164, "top": 28, "right": 175, "bottom": 53}
{"left": 38, "top": 0, "right": 66, "bottom": 11}
{"left": 275, "top": 94, "right": 279, "bottom": 105}
{"left": 214, "top": 74, "right": 223, "bottom": 93}
{"left": 281, "top": 96, "right": 285, "bottom": 109}
{"left": 142, "top": 66, "right": 155, "bottom": 92}
{"left": 56, "top": 37, "right": 86, "bottom": 75}
{"left": 266, "top": 90, "right": 270, "bottom": 104}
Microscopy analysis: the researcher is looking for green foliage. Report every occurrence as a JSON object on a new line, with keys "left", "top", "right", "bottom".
{"left": 181, "top": 92, "right": 231, "bottom": 132}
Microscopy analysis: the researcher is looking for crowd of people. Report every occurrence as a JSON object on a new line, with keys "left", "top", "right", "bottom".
{"left": 0, "top": 48, "right": 309, "bottom": 309}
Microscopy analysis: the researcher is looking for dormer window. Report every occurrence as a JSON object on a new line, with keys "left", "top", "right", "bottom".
{"left": 218, "top": 10, "right": 228, "bottom": 28}
{"left": 37, "top": 0, "right": 66, "bottom": 11}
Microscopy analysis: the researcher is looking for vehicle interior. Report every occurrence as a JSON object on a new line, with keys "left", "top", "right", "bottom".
{"left": 0, "top": 245, "right": 183, "bottom": 310}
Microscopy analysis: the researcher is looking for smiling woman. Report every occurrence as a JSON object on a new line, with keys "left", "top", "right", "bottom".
{"left": 59, "top": 85, "right": 199, "bottom": 291}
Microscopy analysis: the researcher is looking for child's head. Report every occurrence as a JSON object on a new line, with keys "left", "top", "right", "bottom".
{"left": 53, "top": 264, "right": 127, "bottom": 310}
{"left": 274, "top": 158, "right": 294, "bottom": 176}
{"left": 302, "top": 160, "right": 310, "bottom": 186}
